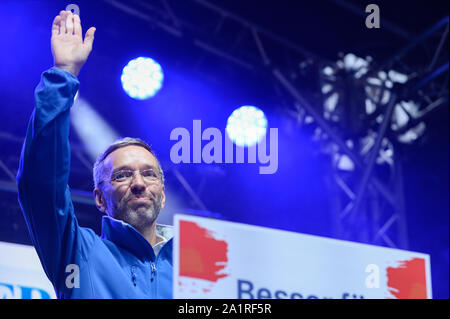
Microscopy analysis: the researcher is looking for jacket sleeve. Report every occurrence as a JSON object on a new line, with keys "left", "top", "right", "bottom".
{"left": 16, "top": 67, "right": 96, "bottom": 291}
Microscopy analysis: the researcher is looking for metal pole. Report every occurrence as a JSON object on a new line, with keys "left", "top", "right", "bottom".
{"left": 349, "top": 94, "right": 397, "bottom": 222}
{"left": 393, "top": 149, "right": 409, "bottom": 249}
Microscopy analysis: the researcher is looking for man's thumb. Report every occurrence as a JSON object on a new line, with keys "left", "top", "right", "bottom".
{"left": 84, "top": 27, "right": 96, "bottom": 47}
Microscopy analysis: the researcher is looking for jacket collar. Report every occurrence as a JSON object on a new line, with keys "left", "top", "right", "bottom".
{"left": 100, "top": 215, "right": 173, "bottom": 261}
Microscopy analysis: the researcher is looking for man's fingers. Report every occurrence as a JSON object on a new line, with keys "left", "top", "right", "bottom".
{"left": 66, "top": 12, "right": 74, "bottom": 34}
{"left": 60, "top": 11, "right": 67, "bottom": 34}
{"left": 73, "top": 14, "right": 82, "bottom": 37}
{"left": 52, "top": 15, "right": 61, "bottom": 36}
{"left": 83, "top": 27, "right": 96, "bottom": 50}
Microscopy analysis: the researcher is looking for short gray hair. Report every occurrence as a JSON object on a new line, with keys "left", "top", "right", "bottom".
{"left": 93, "top": 137, "right": 164, "bottom": 189}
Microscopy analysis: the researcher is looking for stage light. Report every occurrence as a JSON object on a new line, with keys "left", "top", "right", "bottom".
{"left": 71, "top": 96, "right": 119, "bottom": 160}
{"left": 226, "top": 106, "right": 267, "bottom": 147}
{"left": 121, "top": 57, "right": 163, "bottom": 99}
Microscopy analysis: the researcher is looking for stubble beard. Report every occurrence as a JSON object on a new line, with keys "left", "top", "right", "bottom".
{"left": 111, "top": 192, "right": 163, "bottom": 231}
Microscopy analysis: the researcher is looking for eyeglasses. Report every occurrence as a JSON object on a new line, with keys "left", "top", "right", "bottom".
{"left": 102, "top": 169, "right": 162, "bottom": 185}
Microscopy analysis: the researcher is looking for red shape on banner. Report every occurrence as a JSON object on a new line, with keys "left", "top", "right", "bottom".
{"left": 386, "top": 257, "right": 427, "bottom": 299}
{"left": 179, "top": 220, "right": 229, "bottom": 282}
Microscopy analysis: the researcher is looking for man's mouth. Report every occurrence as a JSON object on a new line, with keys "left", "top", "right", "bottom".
{"left": 128, "top": 196, "right": 152, "bottom": 203}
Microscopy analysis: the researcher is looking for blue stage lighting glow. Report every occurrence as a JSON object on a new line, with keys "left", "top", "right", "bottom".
{"left": 121, "top": 57, "right": 163, "bottom": 99}
{"left": 226, "top": 106, "right": 268, "bottom": 147}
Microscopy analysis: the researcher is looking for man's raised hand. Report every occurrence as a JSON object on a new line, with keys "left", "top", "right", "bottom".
{"left": 51, "top": 11, "right": 96, "bottom": 77}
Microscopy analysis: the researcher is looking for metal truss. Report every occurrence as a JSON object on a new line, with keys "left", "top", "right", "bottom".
{"left": 0, "top": 131, "right": 96, "bottom": 204}
{"left": 301, "top": 16, "right": 447, "bottom": 249}
{"left": 102, "top": 0, "right": 330, "bottom": 76}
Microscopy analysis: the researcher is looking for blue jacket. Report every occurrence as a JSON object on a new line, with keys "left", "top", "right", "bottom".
{"left": 16, "top": 67, "right": 173, "bottom": 299}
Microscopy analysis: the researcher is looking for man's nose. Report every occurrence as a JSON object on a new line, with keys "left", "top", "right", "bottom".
{"left": 130, "top": 172, "right": 146, "bottom": 193}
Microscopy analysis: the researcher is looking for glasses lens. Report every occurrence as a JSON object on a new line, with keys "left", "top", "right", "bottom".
{"left": 142, "top": 169, "right": 159, "bottom": 182}
{"left": 112, "top": 170, "right": 133, "bottom": 182}
{"left": 111, "top": 169, "right": 159, "bottom": 183}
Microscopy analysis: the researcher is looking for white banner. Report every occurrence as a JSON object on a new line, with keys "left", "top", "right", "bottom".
{"left": 0, "top": 241, "right": 55, "bottom": 299}
{"left": 173, "top": 214, "right": 432, "bottom": 299}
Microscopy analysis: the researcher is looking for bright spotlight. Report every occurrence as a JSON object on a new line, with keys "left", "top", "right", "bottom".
{"left": 226, "top": 105, "right": 267, "bottom": 147}
{"left": 121, "top": 57, "right": 164, "bottom": 99}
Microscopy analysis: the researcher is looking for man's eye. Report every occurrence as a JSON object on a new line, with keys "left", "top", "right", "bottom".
{"left": 113, "top": 171, "right": 131, "bottom": 180}
{"left": 142, "top": 170, "right": 157, "bottom": 178}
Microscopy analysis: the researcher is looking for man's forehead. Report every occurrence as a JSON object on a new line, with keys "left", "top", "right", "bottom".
{"left": 103, "top": 145, "right": 158, "bottom": 169}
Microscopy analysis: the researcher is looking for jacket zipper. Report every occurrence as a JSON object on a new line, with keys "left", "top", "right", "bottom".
{"left": 131, "top": 266, "right": 137, "bottom": 286}
{"left": 150, "top": 262, "right": 156, "bottom": 282}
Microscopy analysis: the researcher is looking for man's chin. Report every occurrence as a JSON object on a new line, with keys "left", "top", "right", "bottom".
{"left": 128, "top": 206, "right": 159, "bottom": 223}
{"left": 114, "top": 199, "right": 161, "bottom": 226}
{"left": 134, "top": 206, "right": 154, "bottom": 216}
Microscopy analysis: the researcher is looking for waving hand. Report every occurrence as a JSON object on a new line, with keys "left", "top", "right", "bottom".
{"left": 51, "top": 10, "right": 96, "bottom": 76}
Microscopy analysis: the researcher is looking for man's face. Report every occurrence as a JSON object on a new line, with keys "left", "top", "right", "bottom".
{"left": 95, "top": 145, "right": 165, "bottom": 231}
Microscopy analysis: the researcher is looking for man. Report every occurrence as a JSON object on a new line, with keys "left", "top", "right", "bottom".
{"left": 16, "top": 10, "right": 173, "bottom": 298}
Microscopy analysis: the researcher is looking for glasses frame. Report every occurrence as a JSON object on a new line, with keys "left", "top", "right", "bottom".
{"left": 99, "top": 168, "right": 162, "bottom": 185}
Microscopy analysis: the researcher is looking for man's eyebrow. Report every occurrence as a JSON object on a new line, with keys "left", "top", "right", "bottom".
{"left": 112, "top": 164, "right": 157, "bottom": 173}
{"left": 111, "top": 165, "right": 132, "bottom": 173}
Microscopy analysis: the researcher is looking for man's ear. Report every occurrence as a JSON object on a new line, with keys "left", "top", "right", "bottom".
{"left": 93, "top": 187, "right": 107, "bottom": 214}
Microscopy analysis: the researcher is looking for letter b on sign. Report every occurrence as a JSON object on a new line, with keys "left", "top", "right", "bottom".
{"left": 365, "top": 4, "right": 380, "bottom": 29}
